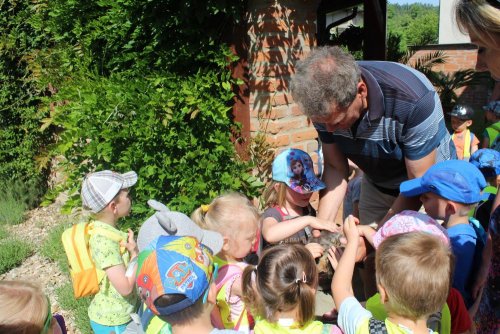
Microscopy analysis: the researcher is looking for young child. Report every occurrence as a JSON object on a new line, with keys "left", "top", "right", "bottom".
{"left": 125, "top": 200, "right": 224, "bottom": 334}
{"left": 0, "top": 280, "right": 66, "bottom": 334}
{"left": 261, "top": 148, "right": 336, "bottom": 258}
{"left": 332, "top": 216, "right": 452, "bottom": 334}
{"left": 469, "top": 148, "right": 500, "bottom": 230}
{"left": 449, "top": 104, "right": 479, "bottom": 160}
{"left": 343, "top": 160, "right": 363, "bottom": 220}
{"left": 241, "top": 243, "right": 341, "bottom": 333}
{"left": 468, "top": 149, "right": 500, "bottom": 333}
{"left": 481, "top": 100, "right": 500, "bottom": 149}
{"left": 81, "top": 170, "right": 140, "bottom": 334}
{"left": 135, "top": 235, "right": 241, "bottom": 334}
{"left": 352, "top": 210, "right": 473, "bottom": 334}
{"left": 191, "top": 192, "right": 260, "bottom": 333}
{"left": 399, "top": 160, "right": 488, "bottom": 309}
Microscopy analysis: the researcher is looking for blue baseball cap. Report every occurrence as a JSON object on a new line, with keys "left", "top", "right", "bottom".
{"left": 400, "top": 160, "right": 488, "bottom": 204}
{"left": 483, "top": 101, "right": 500, "bottom": 116}
{"left": 469, "top": 149, "right": 500, "bottom": 178}
{"left": 272, "top": 148, "right": 326, "bottom": 194}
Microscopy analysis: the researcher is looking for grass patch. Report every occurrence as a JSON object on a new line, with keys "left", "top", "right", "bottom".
{"left": 0, "top": 225, "right": 8, "bottom": 240}
{"left": 0, "top": 178, "right": 44, "bottom": 226}
{"left": 56, "top": 283, "right": 92, "bottom": 334}
{"left": 41, "top": 224, "right": 71, "bottom": 274}
{"left": 0, "top": 238, "right": 33, "bottom": 274}
{"left": 0, "top": 194, "right": 27, "bottom": 225}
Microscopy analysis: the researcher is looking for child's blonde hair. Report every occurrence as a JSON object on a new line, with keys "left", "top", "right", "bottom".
{"left": 0, "top": 280, "right": 51, "bottom": 334}
{"left": 376, "top": 232, "right": 452, "bottom": 320}
{"left": 262, "top": 181, "right": 288, "bottom": 208}
{"left": 241, "top": 244, "right": 317, "bottom": 326}
{"left": 191, "top": 192, "right": 259, "bottom": 236}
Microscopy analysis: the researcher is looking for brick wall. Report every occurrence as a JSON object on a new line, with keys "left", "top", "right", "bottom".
{"left": 408, "top": 44, "right": 493, "bottom": 109}
{"left": 247, "top": 0, "right": 321, "bottom": 161}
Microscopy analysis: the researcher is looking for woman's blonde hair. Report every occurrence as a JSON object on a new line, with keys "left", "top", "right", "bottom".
{"left": 376, "top": 232, "right": 452, "bottom": 320}
{"left": 262, "top": 181, "right": 288, "bottom": 208}
{"left": 241, "top": 244, "right": 317, "bottom": 326}
{"left": 0, "top": 280, "right": 51, "bottom": 334}
{"left": 455, "top": 0, "right": 500, "bottom": 47}
{"left": 191, "top": 192, "right": 260, "bottom": 236}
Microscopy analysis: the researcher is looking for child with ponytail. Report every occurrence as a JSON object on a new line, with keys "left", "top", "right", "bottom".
{"left": 191, "top": 192, "right": 260, "bottom": 334}
{"left": 241, "top": 243, "right": 341, "bottom": 333}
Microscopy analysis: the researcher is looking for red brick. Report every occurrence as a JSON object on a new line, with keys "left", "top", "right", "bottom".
{"left": 291, "top": 104, "right": 304, "bottom": 116}
{"left": 250, "top": 104, "right": 289, "bottom": 119}
{"left": 265, "top": 116, "right": 307, "bottom": 134}
{"left": 306, "top": 140, "right": 319, "bottom": 152}
{"left": 252, "top": 64, "right": 295, "bottom": 77}
{"left": 249, "top": 78, "right": 290, "bottom": 93}
{"left": 291, "top": 127, "right": 318, "bottom": 142}
{"left": 249, "top": 93, "right": 294, "bottom": 109}
{"left": 266, "top": 134, "right": 290, "bottom": 146}
{"left": 250, "top": 49, "right": 308, "bottom": 64}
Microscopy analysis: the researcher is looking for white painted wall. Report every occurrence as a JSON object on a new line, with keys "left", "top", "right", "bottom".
{"left": 439, "top": 0, "right": 470, "bottom": 44}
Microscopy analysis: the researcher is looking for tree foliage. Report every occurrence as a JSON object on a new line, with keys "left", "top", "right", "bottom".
{"left": 0, "top": 1, "right": 52, "bottom": 193}
{"left": 387, "top": 3, "right": 438, "bottom": 52}
{"left": 1, "top": 0, "right": 262, "bottom": 226}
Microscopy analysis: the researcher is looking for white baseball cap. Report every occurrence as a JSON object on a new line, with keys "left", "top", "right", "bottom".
{"left": 81, "top": 170, "right": 137, "bottom": 213}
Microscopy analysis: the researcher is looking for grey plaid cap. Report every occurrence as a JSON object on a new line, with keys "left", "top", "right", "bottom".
{"left": 81, "top": 170, "right": 137, "bottom": 213}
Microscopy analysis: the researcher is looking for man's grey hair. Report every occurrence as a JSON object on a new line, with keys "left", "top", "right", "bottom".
{"left": 290, "top": 46, "right": 361, "bottom": 118}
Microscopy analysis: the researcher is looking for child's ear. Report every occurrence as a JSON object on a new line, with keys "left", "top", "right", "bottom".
{"left": 377, "top": 284, "right": 388, "bottom": 304}
{"left": 222, "top": 236, "right": 231, "bottom": 252}
{"left": 466, "top": 120, "right": 473, "bottom": 127}
{"left": 445, "top": 201, "right": 457, "bottom": 216}
{"left": 207, "top": 282, "right": 217, "bottom": 305}
{"left": 108, "top": 200, "right": 117, "bottom": 214}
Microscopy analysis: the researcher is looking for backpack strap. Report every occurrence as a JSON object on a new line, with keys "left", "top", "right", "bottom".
{"left": 368, "top": 318, "right": 388, "bottom": 334}
{"left": 88, "top": 223, "right": 126, "bottom": 286}
{"left": 213, "top": 263, "right": 247, "bottom": 330}
{"left": 89, "top": 223, "right": 126, "bottom": 254}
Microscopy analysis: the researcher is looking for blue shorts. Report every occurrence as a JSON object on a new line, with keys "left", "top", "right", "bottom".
{"left": 90, "top": 320, "right": 129, "bottom": 334}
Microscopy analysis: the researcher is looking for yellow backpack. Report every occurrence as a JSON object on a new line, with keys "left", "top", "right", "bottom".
{"left": 61, "top": 222, "right": 124, "bottom": 298}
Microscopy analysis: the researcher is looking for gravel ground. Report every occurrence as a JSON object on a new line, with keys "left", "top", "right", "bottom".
{"left": 0, "top": 193, "right": 82, "bottom": 334}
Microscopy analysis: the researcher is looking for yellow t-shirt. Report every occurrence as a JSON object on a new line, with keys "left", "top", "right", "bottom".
{"left": 88, "top": 220, "right": 138, "bottom": 326}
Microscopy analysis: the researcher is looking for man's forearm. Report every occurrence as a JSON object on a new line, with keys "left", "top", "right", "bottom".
{"left": 317, "top": 167, "right": 348, "bottom": 223}
{"left": 378, "top": 193, "right": 422, "bottom": 228}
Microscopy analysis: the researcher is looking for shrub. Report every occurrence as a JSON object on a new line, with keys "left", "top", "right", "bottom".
{"left": 0, "top": 238, "right": 33, "bottom": 274}
{"left": 0, "top": 179, "right": 46, "bottom": 225}
{"left": 0, "top": 1, "right": 52, "bottom": 192}
{"left": 41, "top": 66, "right": 261, "bottom": 227}
{"left": 29, "top": 0, "right": 261, "bottom": 227}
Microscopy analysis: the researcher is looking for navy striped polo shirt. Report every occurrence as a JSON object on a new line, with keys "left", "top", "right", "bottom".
{"left": 315, "top": 61, "right": 456, "bottom": 191}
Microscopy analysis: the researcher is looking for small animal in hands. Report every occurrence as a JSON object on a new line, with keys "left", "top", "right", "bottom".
{"left": 310, "top": 231, "right": 344, "bottom": 292}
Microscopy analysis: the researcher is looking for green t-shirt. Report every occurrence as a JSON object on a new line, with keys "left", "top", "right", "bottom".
{"left": 88, "top": 220, "right": 138, "bottom": 326}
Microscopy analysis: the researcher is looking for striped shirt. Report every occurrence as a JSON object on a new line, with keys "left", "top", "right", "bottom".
{"left": 315, "top": 61, "right": 456, "bottom": 190}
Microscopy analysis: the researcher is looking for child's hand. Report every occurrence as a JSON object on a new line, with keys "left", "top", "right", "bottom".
{"left": 327, "top": 245, "right": 344, "bottom": 271}
{"left": 309, "top": 217, "right": 341, "bottom": 233}
{"left": 121, "top": 229, "right": 139, "bottom": 258}
{"left": 305, "top": 242, "right": 325, "bottom": 259}
{"left": 343, "top": 215, "right": 360, "bottom": 244}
